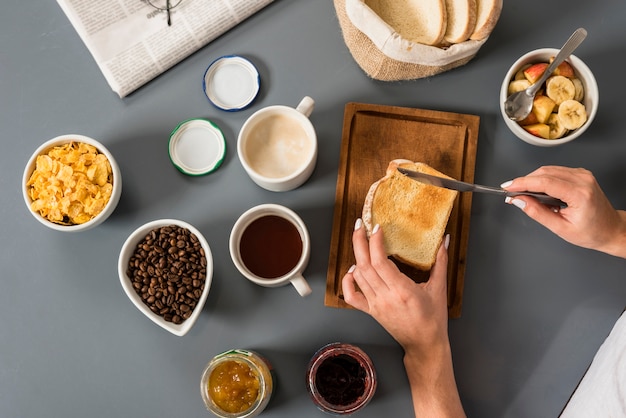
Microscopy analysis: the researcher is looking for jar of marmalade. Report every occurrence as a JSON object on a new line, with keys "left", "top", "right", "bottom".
{"left": 306, "top": 342, "right": 377, "bottom": 415}
{"left": 201, "top": 349, "right": 273, "bottom": 418}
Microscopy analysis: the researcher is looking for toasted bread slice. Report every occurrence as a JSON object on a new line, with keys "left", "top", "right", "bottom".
{"left": 443, "top": 0, "right": 477, "bottom": 44}
{"left": 469, "top": 0, "right": 502, "bottom": 40}
{"left": 365, "top": 0, "right": 447, "bottom": 46}
{"left": 362, "top": 160, "right": 458, "bottom": 271}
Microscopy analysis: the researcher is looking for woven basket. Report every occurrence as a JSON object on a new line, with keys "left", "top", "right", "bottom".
{"left": 335, "top": 0, "right": 489, "bottom": 81}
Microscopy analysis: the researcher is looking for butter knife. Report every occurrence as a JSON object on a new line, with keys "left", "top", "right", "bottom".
{"left": 397, "top": 168, "right": 567, "bottom": 208}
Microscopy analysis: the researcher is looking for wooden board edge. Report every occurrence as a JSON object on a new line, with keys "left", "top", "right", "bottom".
{"left": 324, "top": 103, "right": 358, "bottom": 308}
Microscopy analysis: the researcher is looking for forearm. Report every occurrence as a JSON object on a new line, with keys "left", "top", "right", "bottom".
{"left": 596, "top": 210, "right": 626, "bottom": 259}
{"left": 403, "top": 343, "right": 466, "bottom": 418}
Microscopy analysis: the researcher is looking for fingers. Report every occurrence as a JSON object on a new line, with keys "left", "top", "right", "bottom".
{"left": 349, "top": 219, "right": 385, "bottom": 299}
{"left": 343, "top": 219, "right": 402, "bottom": 310}
{"left": 501, "top": 166, "right": 593, "bottom": 208}
{"left": 505, "top": 195, "right": 560, "bottom": 221}
{"left": 367, "top": 223, "right": 403, "bottom": 282}
{"left": 341, "top": 266, "right": 369, "bottom": 312}
{"left": 351, "top": 218, "right": 371, "bottom": 265}
{"left": 502, "top": 175, "right": 573, "bottom": 204}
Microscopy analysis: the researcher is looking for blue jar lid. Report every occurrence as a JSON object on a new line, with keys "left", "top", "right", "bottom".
{"left": 203, "top": 55, "right": 260, "bottom": 111}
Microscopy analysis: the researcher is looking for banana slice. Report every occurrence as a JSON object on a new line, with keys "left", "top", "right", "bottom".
{"left": 558, "top": 99, "right": 587, "bottom": 130}
{"left": 571, "top": 78, "right": 585, "bottom": 101}
{"left": 508, "top": 79, "right": 531, "bottom": 95}
{"left": 547, "top": 113, "right": 569, "bottom": 139}
{"left": 546, "top": 76, "right": 575, "bottom": 105}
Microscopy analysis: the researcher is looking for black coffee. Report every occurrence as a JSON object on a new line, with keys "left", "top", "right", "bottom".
{"left": 239, "top": 215, "right": 302, "bottom": 279}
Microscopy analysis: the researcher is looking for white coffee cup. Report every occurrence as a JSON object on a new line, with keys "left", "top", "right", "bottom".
{"left": 237, "top": 96, "right": 317, "bottom": 192}
{"left": 229, "top": 204, "right": 312, "bottom": 297}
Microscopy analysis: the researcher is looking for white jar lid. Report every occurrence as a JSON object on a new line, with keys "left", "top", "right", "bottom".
{"left": 203, "top": 55, "right": 260, "bottom": 111}
{"left": 168, "top": 118, "right": 226, "bottom": 176}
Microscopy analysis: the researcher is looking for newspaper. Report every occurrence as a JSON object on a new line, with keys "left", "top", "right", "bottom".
{"left": 56, "top": 0, "right": 275, "bottom": 98}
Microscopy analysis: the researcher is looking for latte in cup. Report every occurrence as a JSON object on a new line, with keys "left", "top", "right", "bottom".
{"left": 242, "top": 114, "right": 314, "bottom": 179}
{"left": 237, "top": 97, "right": 317, "bottom": 192}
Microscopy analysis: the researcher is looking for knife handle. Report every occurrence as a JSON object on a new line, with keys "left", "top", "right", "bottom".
{"left": 506, "top": 192, "right": 567, "bottom": 208}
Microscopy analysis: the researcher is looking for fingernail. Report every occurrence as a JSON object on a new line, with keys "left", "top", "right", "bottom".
{"left": 355, "top": 218, "right": 362, "bottom": 230}
{"left": 444, "top": 234, "right": 450, "bottom": 249}
{"left": 510, "top": 198, "right": 526, "bottom": 210}
{"left": 505, "top": 196, "right": 512, "bottom": 204}
{"left": 347, "top": 264, "right": 356, "bottom": 274}
{"left": 500, "top": 180, "right": 513, "bottom": 188}
{"left": 372, "top": 224, "right": 380, "bottom": 234}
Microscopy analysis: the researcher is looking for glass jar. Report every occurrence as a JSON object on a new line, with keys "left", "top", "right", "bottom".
{"left": 200, "top": 349, "right": 273, "bottom": 418}
{"left": 306, "top": 342, "right": 377, "bottom": 415}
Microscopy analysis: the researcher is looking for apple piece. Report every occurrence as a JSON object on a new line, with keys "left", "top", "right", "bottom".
{"left": 523, "top": 62, "right": 549, "bottom": 84}
{"left": 523, "top": 123, "right": 551, "bottom": 139}
{"left": 532, "top": 95, "right": 556, "bottom": 123}
{"left": 518, "top": 111, "right": 539, "bottom": 126}
{"left": 550, "top": 57, "right": 576, "bottom": 78}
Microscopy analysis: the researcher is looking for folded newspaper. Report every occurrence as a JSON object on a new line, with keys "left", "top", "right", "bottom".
{"left": 57, "top": 0, "right": 274, "bottom": 98}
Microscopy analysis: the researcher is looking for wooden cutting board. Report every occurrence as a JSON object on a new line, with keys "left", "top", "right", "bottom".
{"left": 325, "top": 102, "right": 479, "bottom": 318}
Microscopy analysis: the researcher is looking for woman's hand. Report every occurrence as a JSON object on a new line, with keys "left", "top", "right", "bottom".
{"left": 502, "top": 166, "right": 626, "bottom": 258}
{"left": 341, "top": 219, "right": 450, "bottom": 353}
{"left": 341, "top": 219, "right": 465, "bottom": 417}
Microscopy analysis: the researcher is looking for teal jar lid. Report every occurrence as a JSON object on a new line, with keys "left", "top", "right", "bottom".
{"left": 168, "top": 118, "right": 226, "bottom": 176}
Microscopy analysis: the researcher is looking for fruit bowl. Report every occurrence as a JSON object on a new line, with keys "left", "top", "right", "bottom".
{"left": 22, "top": 134, "right": 122, "bottom": 232}
{"left": 500, "top": 48, "right": 598, "bottom": 147}
{"left": 118, "top": 219, "right": 213, "bottom": 336}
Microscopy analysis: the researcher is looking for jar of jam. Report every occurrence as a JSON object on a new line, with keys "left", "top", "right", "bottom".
{"left": 306, "top": 342, "right": 377, "bottom": 415}
{"left": 201, "top": 349, "right": 273, "bottom": 418}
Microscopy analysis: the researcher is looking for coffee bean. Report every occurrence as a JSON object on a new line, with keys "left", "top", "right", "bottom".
{"left": 126, "top": 225, "right": 207, "bottom": 324}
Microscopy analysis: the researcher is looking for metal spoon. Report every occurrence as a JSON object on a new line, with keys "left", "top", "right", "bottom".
{"left": 504, "top": 28, "right": 587, "bottom": 121}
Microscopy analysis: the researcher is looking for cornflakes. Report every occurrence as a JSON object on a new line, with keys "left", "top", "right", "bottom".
{"left": 27, "top": 142, "right": 113, "bottom": 225}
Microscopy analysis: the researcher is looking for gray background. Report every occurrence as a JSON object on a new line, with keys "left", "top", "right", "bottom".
{"left": 2, "top": 1, "right": 626, "bottom": 417}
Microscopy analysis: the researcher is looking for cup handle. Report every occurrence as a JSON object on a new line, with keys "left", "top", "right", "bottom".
{"left": 290, "top": 274, "right": 312, "bottom": 297}
{"left": 296, "top": 96, "right": 315, "bottom": 118}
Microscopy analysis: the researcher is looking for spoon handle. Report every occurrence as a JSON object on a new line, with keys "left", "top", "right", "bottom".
{"left": 528, "top": 28, "right": 587, "bottom": 95}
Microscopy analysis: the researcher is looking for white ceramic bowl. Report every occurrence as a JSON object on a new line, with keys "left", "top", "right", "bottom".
{"left": 500, "top": 48, "right": 598, "bottom": 147}
{"left": 22, "top": 134, "right": 122, "bottom": 231}
{"left": 118, "top": 219, "right": 213, "bottom": 336}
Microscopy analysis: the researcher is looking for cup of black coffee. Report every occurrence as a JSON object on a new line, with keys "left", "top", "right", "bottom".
{"left": 229, "top": 204, "right": 312, "bottom": 297}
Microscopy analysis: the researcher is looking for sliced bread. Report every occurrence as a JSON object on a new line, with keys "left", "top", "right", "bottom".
{"left": 469, "top": 0, "right": 503, "bottom": 40}
{"left": 362, "top": 159, "right": 458, "bottom": 271}
{"left": 364, "top": 0, "right": 447, "bottom": 46}
{"left": 443, "top": 0, "right": 478, "bottom": 44}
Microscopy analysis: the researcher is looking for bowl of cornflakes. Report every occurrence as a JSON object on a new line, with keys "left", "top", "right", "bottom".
{"left": 22, "top": 134, "right": 122, "bottom": 232}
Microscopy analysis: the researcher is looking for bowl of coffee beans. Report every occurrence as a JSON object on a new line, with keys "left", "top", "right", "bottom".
{"left": 118, "top": 219, "right": 213, "bottom": 336}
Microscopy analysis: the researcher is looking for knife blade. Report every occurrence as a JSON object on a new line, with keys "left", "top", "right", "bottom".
{"left": 397, "top": 167, "right": 567, "bottom": 208}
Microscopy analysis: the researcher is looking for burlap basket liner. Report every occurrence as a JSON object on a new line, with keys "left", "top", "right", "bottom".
{"left": 335, "top": 0, "right": 488, "bottom": 81}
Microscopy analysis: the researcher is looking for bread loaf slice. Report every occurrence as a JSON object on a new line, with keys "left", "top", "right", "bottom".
{"left": 443, "top": 0, "right": 477, "bottom": 44}
{"left": 364, "top": 0, "right": 447, "bottom": 46}
{"left": 469, "top": 0, "right": 502, "bottom": 40}
{"left": 362, "top": 160, "right": 458, "bottom": 271}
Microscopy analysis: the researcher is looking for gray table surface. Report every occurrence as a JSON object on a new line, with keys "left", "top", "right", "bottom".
{"left": 3, "top": 1, "right": 626, "bottom": 417}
